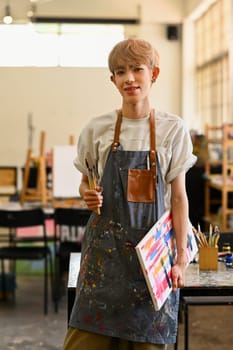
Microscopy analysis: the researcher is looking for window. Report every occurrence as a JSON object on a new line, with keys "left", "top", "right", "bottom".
{"left": 0, "top": 23, "right": 124, "bottom": 67}
{"left": 194, "top": 0, "right": 231, "bottom": 128}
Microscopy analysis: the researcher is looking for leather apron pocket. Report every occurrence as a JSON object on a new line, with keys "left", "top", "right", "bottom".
{"left": 127, "top": 168, "right": 155, "bottom": 203}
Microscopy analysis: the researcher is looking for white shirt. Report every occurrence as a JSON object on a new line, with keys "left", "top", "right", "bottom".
{"left": 74, "top": 109, "right": 197, "bottom": 209}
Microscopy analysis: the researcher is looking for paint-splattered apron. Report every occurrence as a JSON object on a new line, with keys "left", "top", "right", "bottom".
{"left": 69, "top": 110, "right": 179, "bottom": 344}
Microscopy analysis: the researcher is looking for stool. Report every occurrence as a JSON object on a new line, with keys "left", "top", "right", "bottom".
{"left": 182, "top": 296, "right": 233, "bottom": 350}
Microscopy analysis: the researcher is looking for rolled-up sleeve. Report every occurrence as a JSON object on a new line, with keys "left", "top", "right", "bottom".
{"left": 73, "top": 124, "right": 95, "bottom": 176}
{"left": 166, "top": 122, "right": 197, "bottom": 183}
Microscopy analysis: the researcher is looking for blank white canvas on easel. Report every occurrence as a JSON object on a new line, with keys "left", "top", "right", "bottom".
{"left": 53, "top": 145, "right": 82, "bottom": 198}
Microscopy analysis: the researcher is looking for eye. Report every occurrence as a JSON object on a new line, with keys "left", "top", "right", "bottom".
{"left": 115, "top": 69, "right": 125, "bottom": 76}
{"left": 134, "top": 66, "right": 144, "bottom": 72}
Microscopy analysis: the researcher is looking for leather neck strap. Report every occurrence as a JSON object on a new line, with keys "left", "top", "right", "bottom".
{"left": 112, "top": 109, "right": 122, "bottom": 152}
{"left": 149, "top": 109, "right": 156, "bottom": 177}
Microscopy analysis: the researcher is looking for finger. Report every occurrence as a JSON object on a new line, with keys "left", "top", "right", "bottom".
{"left": 96, "top": 185, "right": 103, "bottom": 193}
{"left": 172, "top": 277, "right": 178, "bottom": 291}
{"left": 178, "top": 280, "right": 184, "bottom": 288}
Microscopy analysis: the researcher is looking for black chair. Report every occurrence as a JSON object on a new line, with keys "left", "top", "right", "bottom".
{"left": 0, "top": 208, "right": 54, "bottom": 314}
{"left": 53, "top": 207, "right": 91, "bottom": 312}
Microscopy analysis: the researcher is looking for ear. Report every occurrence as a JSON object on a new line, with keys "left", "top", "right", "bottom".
{"left": 152, "top": 67, "right": 160, "bottom": 81}
{"left": 110, "top": 74, "right": 116, "bottom": 85}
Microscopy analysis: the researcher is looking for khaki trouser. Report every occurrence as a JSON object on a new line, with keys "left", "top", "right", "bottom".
{"left": 63, "top": 328, "right": 168, "bottom": 350}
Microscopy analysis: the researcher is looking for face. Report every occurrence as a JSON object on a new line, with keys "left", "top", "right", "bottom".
{"left": 111, "top": 64, "right": 159, "bottom": 104}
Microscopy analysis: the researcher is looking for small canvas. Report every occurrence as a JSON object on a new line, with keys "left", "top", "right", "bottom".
{"left": 135, "top": 210, "right": 198, "bottom": 311}
{"left": 53, "top": 145, "right": 82, "bottom": 198}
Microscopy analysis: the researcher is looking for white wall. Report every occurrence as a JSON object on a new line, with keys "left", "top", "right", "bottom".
{"left": 0, "top": 67, "right": 120, "bottom": 165}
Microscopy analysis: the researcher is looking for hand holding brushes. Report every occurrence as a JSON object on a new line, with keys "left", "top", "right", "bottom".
{"left": 85, "top": 157, "right": 101, "bottom": 215}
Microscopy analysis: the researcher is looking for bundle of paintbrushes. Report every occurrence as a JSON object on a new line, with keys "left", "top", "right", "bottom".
{"left": 85, "top": 156, "right": 101, "bottom": 215}
{"left": 192, "top": 223, "right": 220, "bottom": 248}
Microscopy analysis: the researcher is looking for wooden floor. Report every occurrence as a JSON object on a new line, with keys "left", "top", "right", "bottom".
{"left": 0, "top": 275, "right": 233, "bottom": 349}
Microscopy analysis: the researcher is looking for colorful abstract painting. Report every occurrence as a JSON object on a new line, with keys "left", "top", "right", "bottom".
{"left": 135, "top": 211, "right": 198, "bottom": 310}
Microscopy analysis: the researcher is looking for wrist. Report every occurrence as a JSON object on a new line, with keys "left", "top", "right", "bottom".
{"left": 176, "top": 251, "right": 187, "bottom": 265}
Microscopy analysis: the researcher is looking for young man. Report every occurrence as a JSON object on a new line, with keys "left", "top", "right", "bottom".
{"left": 63, "top": 38, "right": 196, "bottom": 350}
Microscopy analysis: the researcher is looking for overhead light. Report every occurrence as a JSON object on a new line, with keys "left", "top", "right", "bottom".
{"left": 32, "top": 16, "right": 140, "bottom": 25}
{"left": 3, "top": 4, "right": 13, "bottom": 25}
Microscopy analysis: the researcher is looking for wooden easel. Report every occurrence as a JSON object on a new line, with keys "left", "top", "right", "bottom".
{"left": 20, "top": 131, "right": 52, "bottom": 206}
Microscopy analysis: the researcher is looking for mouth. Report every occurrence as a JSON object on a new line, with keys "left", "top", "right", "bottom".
{"left": 124, "top": 86, "right": 140, "bottom": 93}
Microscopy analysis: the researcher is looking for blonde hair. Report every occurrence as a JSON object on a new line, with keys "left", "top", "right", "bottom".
{"left": 108, "top": 38, "right": 160, "bottom": 73}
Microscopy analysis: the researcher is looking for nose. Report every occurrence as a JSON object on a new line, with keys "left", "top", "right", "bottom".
{"left": 125, "top": 71, "right": 135, "bottom": 84}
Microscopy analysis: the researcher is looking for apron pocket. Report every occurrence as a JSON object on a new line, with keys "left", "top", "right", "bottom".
{"left": 127, "top": 168, "right": 155, "bottom": 203}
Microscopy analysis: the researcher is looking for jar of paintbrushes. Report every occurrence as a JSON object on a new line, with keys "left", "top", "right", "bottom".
{"left": 193, "top": 224, "right": 219, "bottom": 270}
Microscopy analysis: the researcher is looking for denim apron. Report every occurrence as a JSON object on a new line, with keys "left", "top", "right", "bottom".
{"left": 69, "top": 110, "right": 179, "bottom": 344}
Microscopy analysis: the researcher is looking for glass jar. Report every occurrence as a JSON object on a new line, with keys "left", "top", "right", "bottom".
{"left": 222, "top": 243, "right": 231, "bottom": 253}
